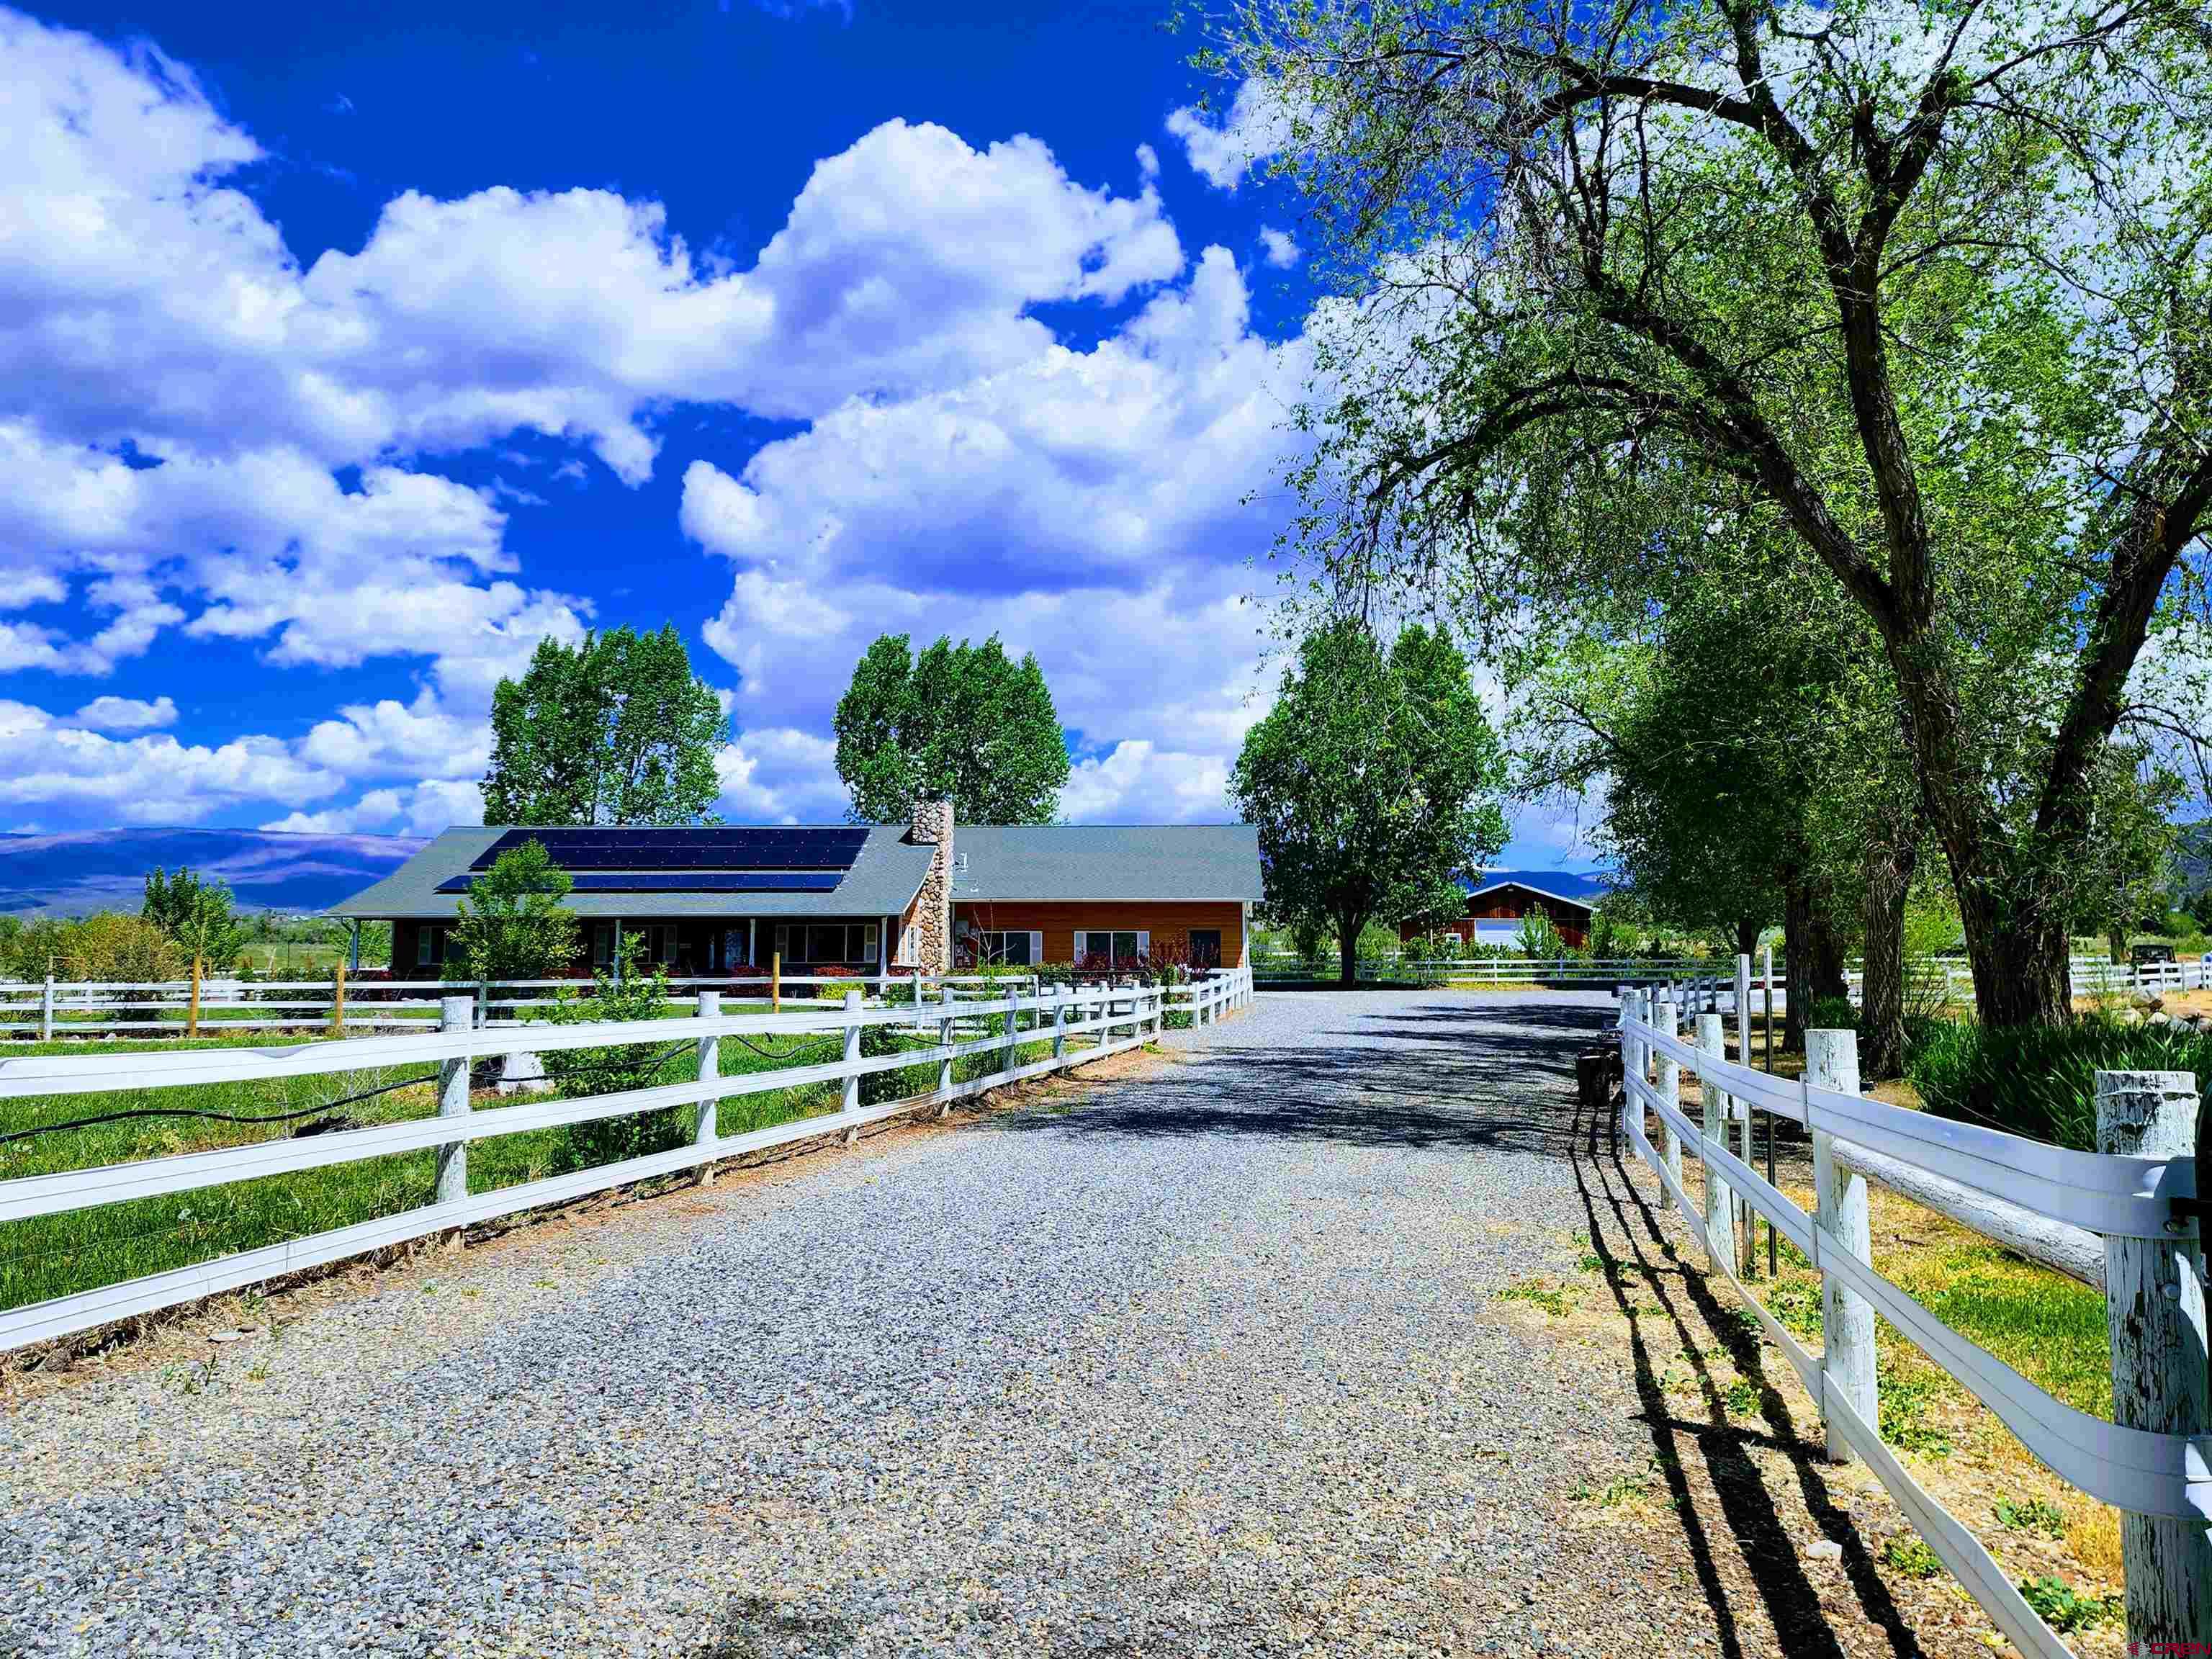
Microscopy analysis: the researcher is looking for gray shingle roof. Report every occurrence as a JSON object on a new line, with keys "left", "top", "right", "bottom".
{"left": 328, "top": 826, "right": 934, "bottom": 920}
{"left": 953, "top": 824, "right": 1262, "bottom": 903}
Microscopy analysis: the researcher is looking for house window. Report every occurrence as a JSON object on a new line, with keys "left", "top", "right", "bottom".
{"left": 1078, "top": 930, "right": 1147, "bottom": 967}
{"left": 774, "top": 922, "right": 882, "bottom": 964}
{"left": 1189, "top": 929, "right": 1222, "bottom": 969}
{"left": 591, "top": 924, "right": 616, "bottom": 969}
{"left": 975, "top": 930, "right": 1038, "bottom": 966}
{"left": 415, "top": 925, "right": 448, "bottom": 968}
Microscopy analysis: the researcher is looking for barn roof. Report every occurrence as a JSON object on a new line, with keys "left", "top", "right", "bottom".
{"left": 1461, "top": 868, "right": 1608, "bottom": 914}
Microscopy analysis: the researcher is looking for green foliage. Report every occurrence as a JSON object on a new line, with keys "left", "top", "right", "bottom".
{"left": 445, "top": 839, "right": 580, "bottom": 983}
{"left": 10, "top": 912, "right": 184, "bottom": 984}
{"left": 1994, "top": 1497, "right": 2067, "bottom": 1539}
{"left": 2015, "top": 1578, "right": 2121, "bottom": 1635}
{"left": 1231, "top": 618, "right": 1509, "bottom": 985}
{"left": 1515, "top": 909, "right": 1571, "bottom": 959}
{"left": 1909, "top": 1016, "right": 2212, "bottom": 1151}
{"left": 536, "top": 953, "right": 688, "bottom": 1166}
{"left": 482, "top": 625, "right": 726, "bottom": 827}
{"left": 141, "top": 867, "right": 246, "bottom": 972}
{"left": 1877, "top": 1368, "right": 1954, "bottom": 1457}
{"left": 1496, "top": 1277, "right": 1572, "bottom": 1316}
{"left": 833, "top": 632, "right": 1070, "bottom": 824}
{"left": 1879, "top": 1537, "right": 1943, "bottom": 1581}
{"left": 1226, "top": 0, "right": 2212, "bottom": 1026}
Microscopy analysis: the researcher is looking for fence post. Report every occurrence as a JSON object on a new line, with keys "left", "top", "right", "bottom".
{"left": 937, "top": 1005, "right": 956, "bottom": 1115}
{"left": 695, "top": 990, "right": 721, "bottom": 1182}
{"left": 841, "top": 988, "right": 863, "bottom": 1143}
{"left": 436, "top": 996, "right": 472, "bottom": 1208}
{"left": 331, "top": 958, "right": 348, "bottom": 1038}
{"left": 40, "top": 974, "right": 53, "bottom": 1042}
{"left": 2096, "top": 1069, "right": 2212, "bottom": 1647}
{"left": 475, "top": 977, "right": 488, "bottom": 1029}
{"left": 1005, "top": 984, "right": 1022, "bottom": 1072}
{"left": 1696, "top": 1012, "right": 1736, "bottom": 1273}
{"left": 1052, "top": 986, "right": 1068, "bottom": 1064}
{"left": 187, "top": 955, "right": 202, "bottom": 1040}
{"left": 770, "top": 950, "right": 781, "bottom": 1014}
{"left": 1808, "top": 1027, "right": 1875, "bottom": 1465}
{"left": 1734, "top": 953, "right": 1755, "bottom": 1274}
{"left": 1653, "top": 994, "right": 1682, "bottom": 1212}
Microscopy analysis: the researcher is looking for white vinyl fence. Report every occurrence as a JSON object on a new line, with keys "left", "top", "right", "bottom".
{"left": 0, "top": 968, "right": 1254, "bottom": 1354}
{"left": 0, "top": 965, "right": 1255, "bottom": 1040}
{"left": 1253, "top": 953, "right": 1740, "bottom": 986}
{"left": 1618, "top": 986, "right": 2207, "bottom": 1655}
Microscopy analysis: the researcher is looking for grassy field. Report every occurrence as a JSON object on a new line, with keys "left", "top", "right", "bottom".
{"left": 0, "top": 1010, "right": 1063, "bottom": 1321}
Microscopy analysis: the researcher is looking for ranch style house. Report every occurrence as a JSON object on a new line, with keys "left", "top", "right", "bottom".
{"left": 1401, "top": 869, "right": 1606, "bottom": 953}
{"left": 332, "top": 801, "right": 1264, "bottom": 978}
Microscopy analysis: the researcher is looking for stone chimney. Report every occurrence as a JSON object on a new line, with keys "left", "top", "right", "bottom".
{"left": 906, "top": 799, "right": 955, "bottom": 973}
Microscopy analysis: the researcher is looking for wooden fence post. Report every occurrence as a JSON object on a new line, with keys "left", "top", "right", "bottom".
{"left": 1654, "top": 994, "right": 1682, "bottom": 1213}
{"left": 770, "top": 950, "right": 781, "bottom": 1014}
{"left": 331, "top": 958, "right": 347, "bottom": 1038}
{"left": 436, "top": 996, "right": 473, "bottom": 1208}
{"left": 1735, "top": 953, "right": 1755, "bottom": 1274}
{"left": 937, "top": 1006, "right": 956, "bottom": 1115}
{"left": 40, "top": 974, "right": 53, "bottom": 1043}
{"left": 1808, "top": 1027, "right": 1876, "bottom": 1465}
{"left": 695, "top": 990, "right": 721, "bottom": 1182}
{"left": 475, "top": 977, "right": 489, "bottom": 1029}
{"left": 1697, "top": 1013, "right": 1735, "bottom": 1269}
{"left": 841, "top": 987, "right": 863, "bottom": 1143}
{"left": 1052, "top": 986, "right": 1068, "bottom": 1064}
{"left": 187, "top": 955, "right": 202, "bottom": 1040}
{"left": 2096, "top": 1069, "right": 2212, "bottom": 1648}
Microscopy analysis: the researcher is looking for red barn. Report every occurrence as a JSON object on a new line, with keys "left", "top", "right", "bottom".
{"left": 1401, "top": 870, "right": 1606, "bottom": 952}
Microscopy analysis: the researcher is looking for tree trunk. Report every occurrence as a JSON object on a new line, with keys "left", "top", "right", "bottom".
{"left": 1338, "top": 917, "right": 1360, "bottom": 988}
{"left": 1735, "top": 917, "right": 1762, "bottom": 960}
{"left": 1858, "top": 833, "right": 1917, "bottom": 1080}
{"left": 1783, "top": 868, "right": 1810, "bottom": 1053}
{"left": 1956, "top": 884, "right": 2073, "bottom": 1026}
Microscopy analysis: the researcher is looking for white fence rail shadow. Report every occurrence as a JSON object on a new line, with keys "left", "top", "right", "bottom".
{"left": 1617, "top": 981, "right": 2208, "bottom": 1655}
{"left": 0, "top": 968, "right": 1254, "bottom": 1354}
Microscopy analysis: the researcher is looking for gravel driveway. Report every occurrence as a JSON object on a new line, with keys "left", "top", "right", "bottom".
{"left": 0, "top": 992, "right": 1959, "bottom": 1659}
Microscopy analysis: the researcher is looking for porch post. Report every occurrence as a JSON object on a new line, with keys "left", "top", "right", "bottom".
{"left": 348, "top": 918, "right": 361, "bottom": 972}
{"left": 612, "top": 919, "right": 624, "bottom": 983}
{"left": 878, "top": 913, "right": 890, "bottom": 997}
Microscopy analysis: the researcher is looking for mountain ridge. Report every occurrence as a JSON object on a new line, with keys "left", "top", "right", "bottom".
{"left": 0, "top": 827, "right": 429, "bottom": 916}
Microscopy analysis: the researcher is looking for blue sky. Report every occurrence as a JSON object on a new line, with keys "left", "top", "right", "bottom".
{"left": 0, "top": 0, "right": 1588, "bottom": 866}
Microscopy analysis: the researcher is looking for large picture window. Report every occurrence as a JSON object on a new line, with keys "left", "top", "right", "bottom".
{"left": 1077, "top": 930, "right": 1147, "bottom": 967}
{"left": 1189, "top": 929, "right": 1222, "bottom": 969}
{"left": 974, "top": 930, "right": 1038, "bottom": 966}
{"left": 415, "top": 925, "right": 448, "bottom": 968}
{"left": 772, "top": 922, "right": 881, "bottom": 964}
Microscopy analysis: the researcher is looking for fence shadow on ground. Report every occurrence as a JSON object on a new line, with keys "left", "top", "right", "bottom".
{"left": 1564, "top": 1069, "right": 1931, "bottom": 1659}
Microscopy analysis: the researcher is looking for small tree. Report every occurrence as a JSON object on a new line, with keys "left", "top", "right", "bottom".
{"left": 482, "top": 625, "right": 727, "bottom": 826}
{"left": 834, "top": 632, "right": 1071, "bottom": 824}
{"left": 142, "top": 867, "right": 246, "bottom": 974}
{"left": 537, "top": 945, "right": 687, "bottom": 1166}
{"left": 446, "top": 839, "right": 580, "bottom": 983}
{"left": 1232, "top": 618, "right": 1509, "bottom": 986}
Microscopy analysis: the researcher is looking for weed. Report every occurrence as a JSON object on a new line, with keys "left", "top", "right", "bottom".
{"left": 1576, "top": 1249, "right": 1606, "bottom": 1274}
{"left": 244, "top": 1357, "right": 271, "bottom": 1382}
{"left": 1879, "top": 1368, "right": 1954, "bottom": 1457}
{"left": 1722, "top": 1377, "right": 1761, "bottom": 1417}
{"left": 1497, "top": 1278, "right": 1573, "bottom": 1317}
{"left": 1994, "top": 1497, "right": 2067, "bottom": 1538}
{"left": 1573, "top": 1471, "right": 1653, "bottom": 1509}
{"left": 1766, "top": 1280, "right": 1824, "bottom": 1339}
{"left": 156, "top": 1359, "right": 215, "bottom": 1396}
{"left": 2015, "top": 1577, "right": 2121, "bottom": 1634}
{"left": 1881, "top": 1536, "right": 1943, "bottom": 1580}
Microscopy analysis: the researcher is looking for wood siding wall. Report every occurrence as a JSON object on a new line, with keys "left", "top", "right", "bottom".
{"left": 1398, "top": 889, "right": 1592, "bottom": 951}
{"left": 954, "top": 902, "right": 1246, "bottom": 968}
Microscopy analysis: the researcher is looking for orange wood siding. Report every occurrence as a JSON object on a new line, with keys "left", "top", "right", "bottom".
{"left": 954, "top": 902, "right": 1246, "bottom": 967}
{"left": 1398, "top": 889, "right": 1591, "bottom": 951}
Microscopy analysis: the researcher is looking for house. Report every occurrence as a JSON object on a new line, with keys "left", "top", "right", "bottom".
{"left": 329, "top": 801, "right": 1263, "bottom": 976}
{"left": 1401, "top": 868, "right": 1607, "bottom": 953}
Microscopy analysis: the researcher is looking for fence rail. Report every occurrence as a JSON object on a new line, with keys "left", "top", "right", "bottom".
{"left": 0, "top": 966, "right": 1254, "bottom": 1353}
{"left": 0, "top": 965, "right": 1256, "bottom": 1040}
{"left": 1617, "top": 976, "right": 2206, "bottom": 1655}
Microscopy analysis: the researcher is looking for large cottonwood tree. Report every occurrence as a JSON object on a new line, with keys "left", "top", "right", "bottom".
{"left": 1218, "top": 0, "right": 2212, "bottom": 1024}
{"left": 1233, "top": 618, "right": 1509, "bottom": 985}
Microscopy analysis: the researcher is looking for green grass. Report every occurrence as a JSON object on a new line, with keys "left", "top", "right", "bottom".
{"left": 0, "top": 1009, "right": 1074, "bottom": 1319}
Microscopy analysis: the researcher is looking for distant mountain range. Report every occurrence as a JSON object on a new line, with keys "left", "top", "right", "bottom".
{"left": 0, "top": 828, "right": 428, "bottom": 916}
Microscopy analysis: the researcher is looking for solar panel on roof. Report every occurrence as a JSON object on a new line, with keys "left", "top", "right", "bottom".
{"left": 467, "top": 827, "right": 867, "bottom": 873}
{"left": 434, "top": 869, "right": 846, "bottom": 895}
